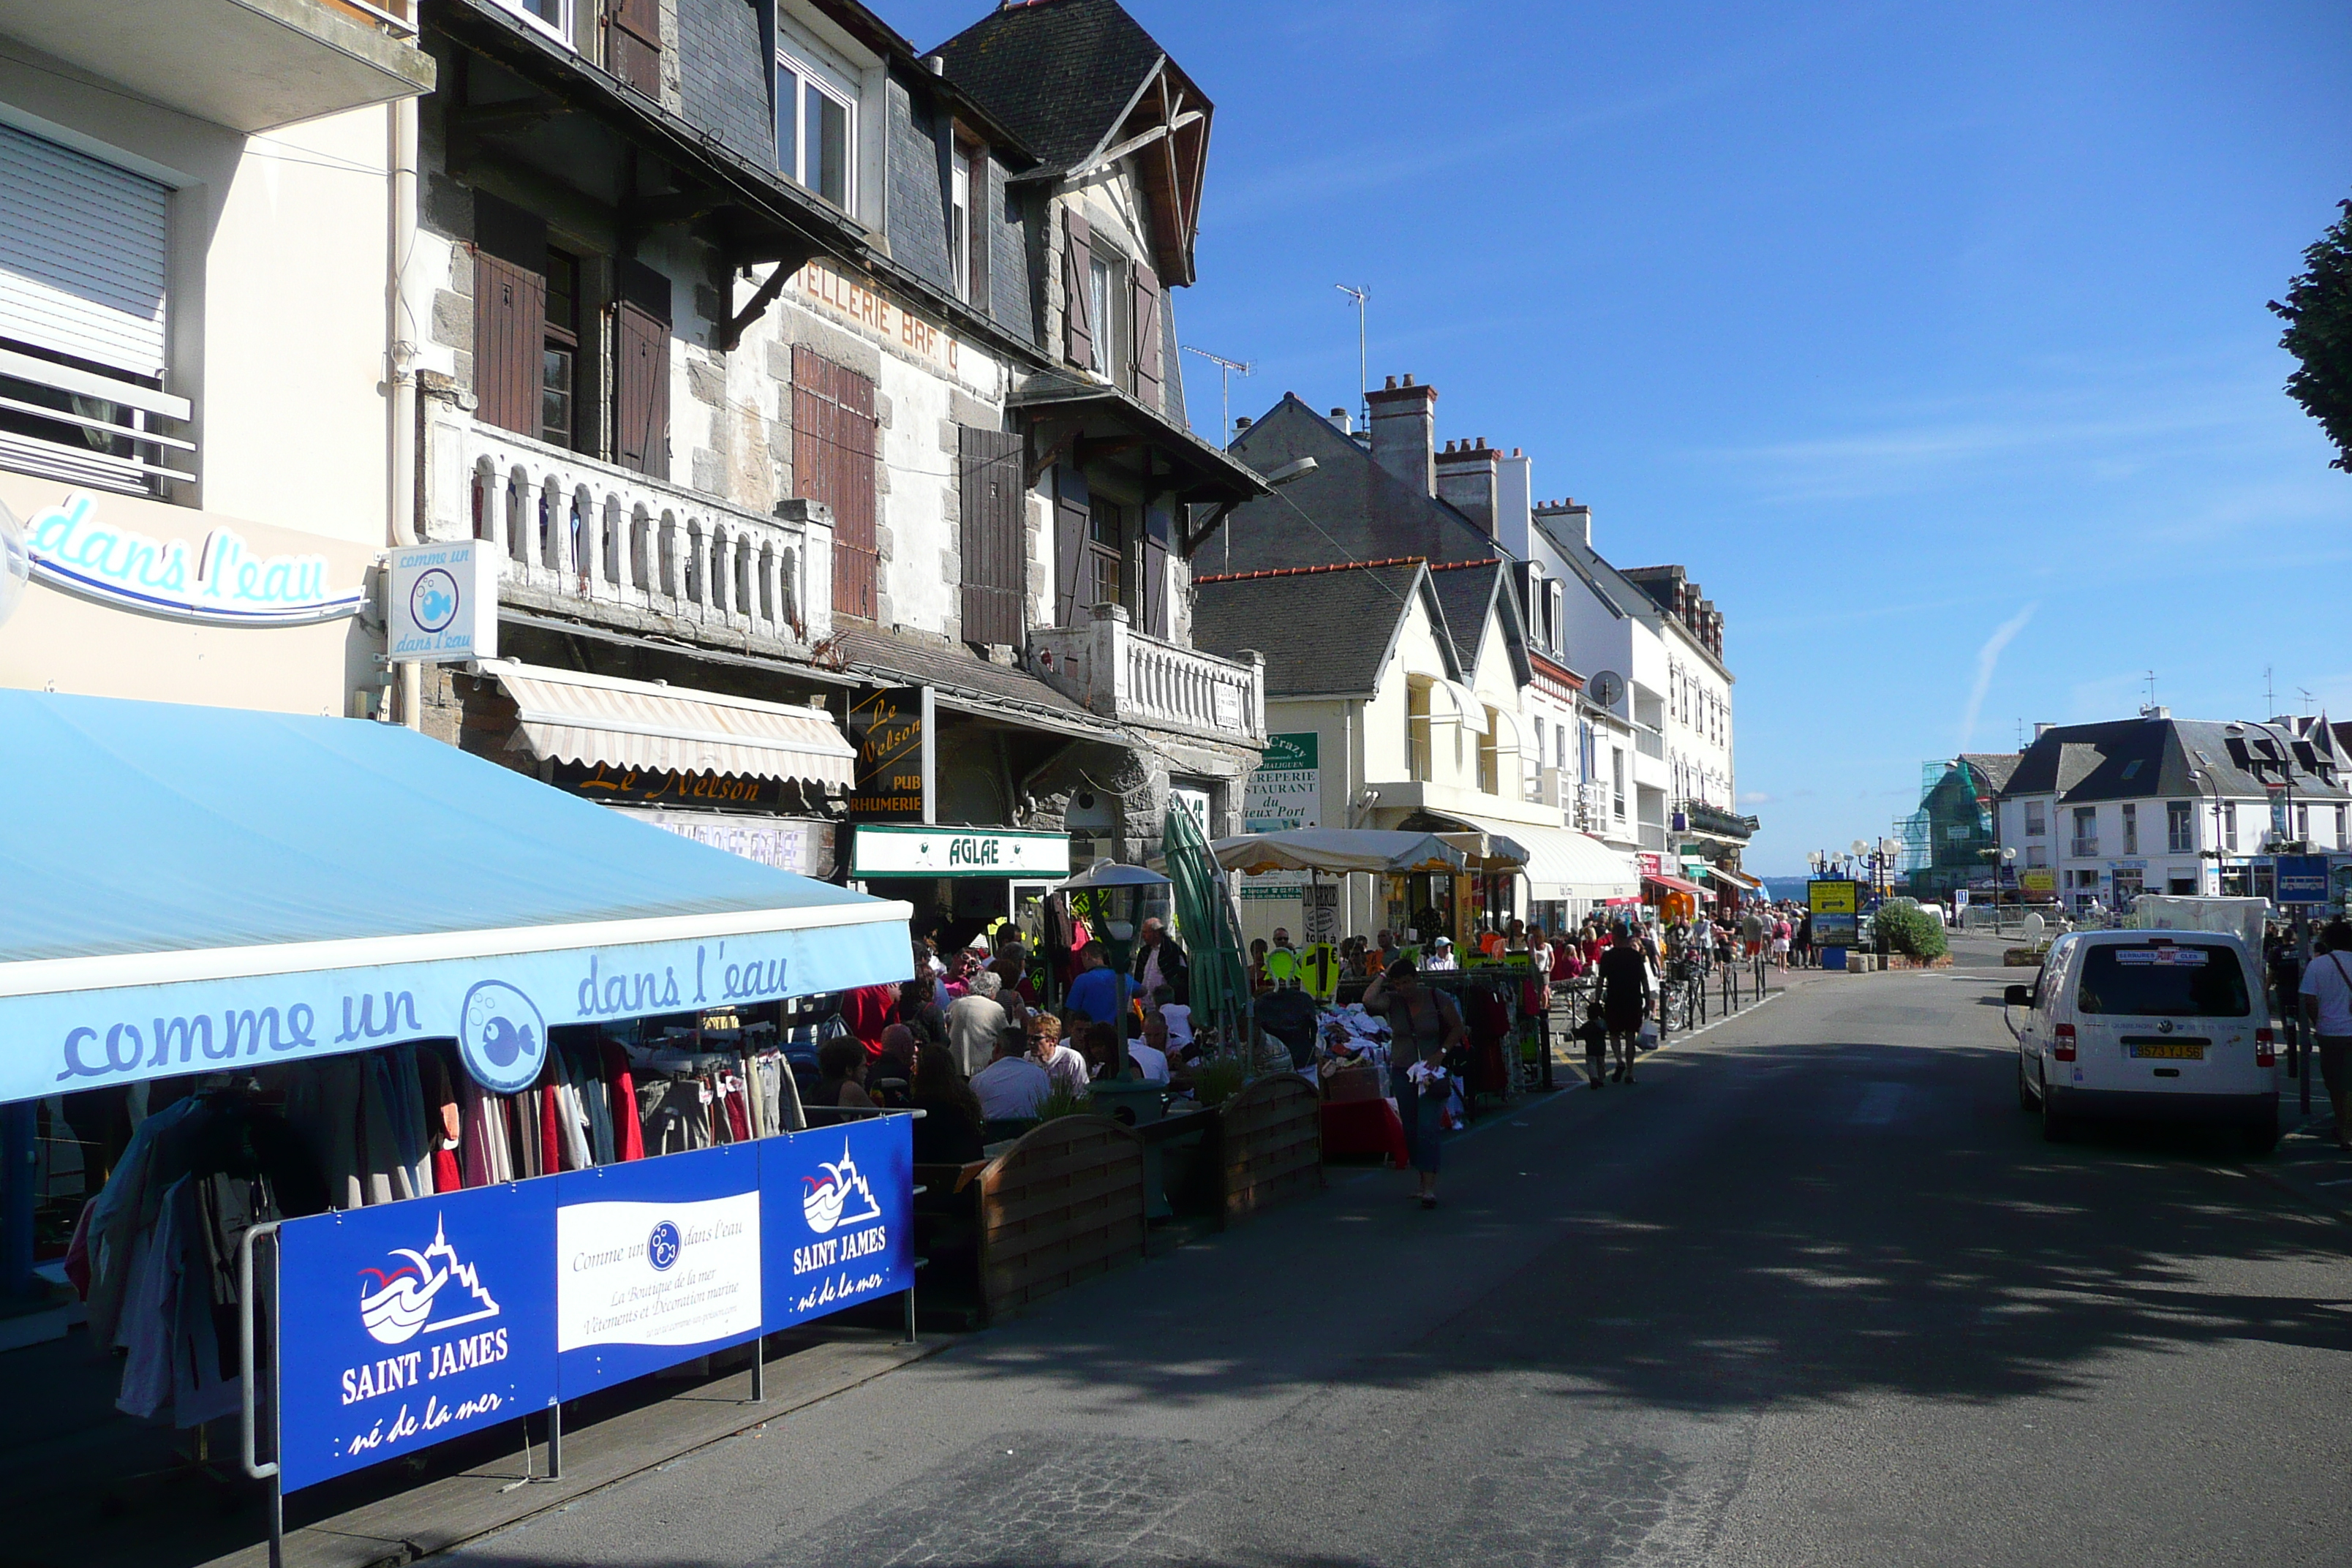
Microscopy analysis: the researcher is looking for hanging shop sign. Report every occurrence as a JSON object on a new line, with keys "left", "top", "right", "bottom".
{"left": 612, "top": 807, "right": 832, "bottom": 878}
{"left": 387, "top": 540, "right": 497, "bottom": 663}
{"left": 274, "top": 1117, "right": 913, "bottom": 1493}
{"left": 22, "top": 490, "right": 364, "bottom": 625}
{"left": 846, "top": 686, "right": 932, "bottom": 822}
{"left": 851, "top": 823, "right": 1071, "bottom": 879}
{"left": 1242, "top": 731, "right": 1319, "bottom": 902}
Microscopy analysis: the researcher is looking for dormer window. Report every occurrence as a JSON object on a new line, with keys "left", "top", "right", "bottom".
{"left": 775, "top": 46, "right": 856, "bottom": 211}
{"left": 497, "top": 0, "right": 571, "bottom": 46}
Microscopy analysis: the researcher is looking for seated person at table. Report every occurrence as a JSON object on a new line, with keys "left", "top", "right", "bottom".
{"left": 1078, "top": 1020, "right": 1120, "bottom": 1080}
{"left": 909, "top": 1044, "right": 986, "bottom": 1163}
{"left": 1152, "top": 985, "right": 1194, "bottom": 1057}
{"left": 1064, "top": 942, "right": 1126, "bottom": 1025}
{"left": 1028, "top": 1014, "right": 1090, "bottom": 1095}
{"left": 1128, "top": 1017, "right": 1172, "bottom": 1085}
{"left": 816, "top": 1039, "right": 876, "bottom": 1109}
{"left": 971, "top": 1025, "right": 1052, "bottom": 1122}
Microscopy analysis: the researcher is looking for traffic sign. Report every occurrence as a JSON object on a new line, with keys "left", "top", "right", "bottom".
{"left": 2276, "top": 855, "right": 2329, "bottom": 905}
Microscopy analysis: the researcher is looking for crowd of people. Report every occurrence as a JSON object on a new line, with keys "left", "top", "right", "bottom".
{"left": 813, "top": 916, "right": 1207, "bottom": 1166}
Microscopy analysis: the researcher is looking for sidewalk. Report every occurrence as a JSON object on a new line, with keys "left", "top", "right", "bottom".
{"left": 2251, "top": 1068, "right": 2352, "bottom": 1224}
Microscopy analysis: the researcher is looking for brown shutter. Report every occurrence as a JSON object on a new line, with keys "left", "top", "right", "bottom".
{"left": 959, "top": 426, "right": 1024, "bottom": 646}
{"left": 613, "top": 261, "right": 670, "bottom": 478}
{"left": 967, "top": 150, "right": 992, "bottom": 319}
{"left": 472, "top": 251, "right": 544, "bottom": 439}
{"left": 1053, "top": 464, "right": 1089, "bottom": 627}
{"left": 1062, "top": 211, "right": 1093, "bottom": 372}
{"left": 605, "top": 0, "right": 661, "bottom": 97}
{"left": 1132, "top": 261, "right": 1162, "bottom": 409}
{"left": 1140, "top": 505, "right": 1170, "bottom": 639}
{"left": 793, "top": 346, "right": 879, "bottom": 620}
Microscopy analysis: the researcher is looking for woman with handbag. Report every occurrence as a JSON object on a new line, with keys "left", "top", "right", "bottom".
{"left": 1365, "top": 957, "right": 1466, "bottom": 1202}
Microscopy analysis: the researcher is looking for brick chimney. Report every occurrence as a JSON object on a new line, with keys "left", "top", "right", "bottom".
{"left": 1534, "top": 497, "right": 1591, "bottom": 549}
{"left": 1435, "top": 437, "right": 1498, "bottom": 536}
{"left": 1366, "top": 373, "right": 1436, "bottom": 496}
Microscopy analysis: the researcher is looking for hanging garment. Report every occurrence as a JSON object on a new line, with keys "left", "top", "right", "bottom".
{"left": 420, "top": 1048, "right": 463, "bottom": 1194}
{"left": 80, "top": 1096, "right": 201, "bottom": 1344}
{"left": 576, "top": 1052, "right": 616, "bottom": 1167}
{"left": 603, "top": 1041, "right": 644, "bottom": 1162}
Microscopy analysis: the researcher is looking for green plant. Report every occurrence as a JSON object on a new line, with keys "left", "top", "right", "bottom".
{"left": 1874, "top": 900, "right": 1948, "bottom": 961}
{"left": 1033, "top": 1088, "right": 1091, "bottom": 1123}
{"left": 1191, "top": 1056, "right": 1248, "bottom": 1109}
{"left": 2272, "top": 197, "right": 2352, "bottom": 472}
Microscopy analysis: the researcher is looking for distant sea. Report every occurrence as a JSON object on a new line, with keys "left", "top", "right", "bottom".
{"left": 1760, "top": 877, "right": 1812, "bottom": 903}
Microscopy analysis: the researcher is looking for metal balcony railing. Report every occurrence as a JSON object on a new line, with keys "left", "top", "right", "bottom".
{"left": 2069, "top": 837, "right": 2100, "bottom": 859}
{"left": 0, "top": 346, "right": 194, "bottom": 495}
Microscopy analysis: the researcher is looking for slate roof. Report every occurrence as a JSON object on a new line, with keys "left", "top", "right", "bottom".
{"left": 1190, "top": 560, "right": 1453, "bottom": 698}
{"left": 828, "top": 625, "right": 1115, "bottom": 737}
{"left": 1959, "top": 752, "right": 2021, "bottom": 795}
{"left": 1998, "top": 717, "right": 2350, "bottom": 804}
{"left": 1215, "top": 395, "right": 1497, "bottom": 572}
{"left": 930, "top": 0, "right": 1167, "bottom": 175}
{"left": 1426, "top": 559, "right": 1532, "bottom": 688}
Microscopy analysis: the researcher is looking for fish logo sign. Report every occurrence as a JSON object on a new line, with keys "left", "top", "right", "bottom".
{"left": 800, "top": 1142, "right": 882, "bottom": 1236}
{"left": 456, "top": 979, "right": 546, "bottom": 1095}
{"left": 356, "top": 1215, "right": 502, "bottom": 1346}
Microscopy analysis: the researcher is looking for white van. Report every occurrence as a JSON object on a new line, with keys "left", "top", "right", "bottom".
{"left": 2007, "top": 928, "right": 2277, "bottom": 1151}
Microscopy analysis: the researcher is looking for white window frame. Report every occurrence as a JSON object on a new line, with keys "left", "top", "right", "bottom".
{"left": 1088, "top": 246, "right": 1127, "bottom": 385}
{"left": 774, "top": 43, "right": 859, "bottom": 212}
{"left": 949, "top": 148, "right": 973, "bottom": 301}
{"left": 496, "top": 0, "right": 573, "bottom": 47}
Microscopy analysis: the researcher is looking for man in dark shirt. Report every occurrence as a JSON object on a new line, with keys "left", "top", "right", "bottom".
{"left": 1597, "top": 927, "right": 1654, "bottom": 1085}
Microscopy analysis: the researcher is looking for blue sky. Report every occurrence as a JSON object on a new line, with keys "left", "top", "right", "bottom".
{"left": 900, "top": 1, "right": 2352, "bottom": 873}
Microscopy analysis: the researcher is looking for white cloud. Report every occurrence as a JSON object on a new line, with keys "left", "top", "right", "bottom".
{"left": 1959, "top": 603, "right": 2037, "bottom": 752}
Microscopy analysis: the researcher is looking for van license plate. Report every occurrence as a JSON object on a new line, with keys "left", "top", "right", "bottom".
{"left": 2130, "top": 1043, "right": 2204, "bottom": 1060}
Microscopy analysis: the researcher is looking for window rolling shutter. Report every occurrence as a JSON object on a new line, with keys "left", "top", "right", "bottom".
{"left": 1053, "top": 464, "right": 1089, "bottom": 627}
{"left": 959, "top": 426, "right": 1024, "bottom": 647}
{"left": 0, "top": 124, "right": 167, "bottom": 377}
{"left": 1062, "top": 211, "right": 1093, "bottom": 372}
{"left": 1131, "top": 261, "right": 1162, "bottom": 410}
{"left": 605, "top": 0, "right": 662, "bottom": 96}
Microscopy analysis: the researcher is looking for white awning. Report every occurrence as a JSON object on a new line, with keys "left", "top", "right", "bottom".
{"left": 1439, "top": 812, "right": 1640, "bottom": 901}
{"left": 483, "top": 660, "right": 856, "bottom": 788}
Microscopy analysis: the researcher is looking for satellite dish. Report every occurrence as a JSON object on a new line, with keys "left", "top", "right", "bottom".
{"left": 1588, "top": 669, "right": 1624, "bottom": 709}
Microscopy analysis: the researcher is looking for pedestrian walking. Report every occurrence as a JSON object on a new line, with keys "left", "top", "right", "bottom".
{"left": 1598, "top": 927, "right": 1652, "bottom": 1084}
{"left": 2299, "top": 917, "right": 2352, "bottom": 1150}
{"left": 1364, "top": 957, "right": 1466, "bottom": 1177}
{"left": 1575, "top": 998, "right": 1610, "bottom": 1089}
{"left": 1771, "top": 913, "right": 1792, "bottom": 970}
{"left": 1406, "top": 1036, "right": 1455, "bottom": 1208}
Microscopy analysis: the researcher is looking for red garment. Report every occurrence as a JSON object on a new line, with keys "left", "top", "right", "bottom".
{"left": 603, "top": 1041, "right": 644, "bottom": 1161}
{"left": 540, "top": 1082, "right": 564, "bottom": 1175}
{"left": 723, "top": 1079, "right": 751, "bottom": 1142}
{"left": 841, "top": 983, "right": 900, "bottom": 1058}
{"left": 418, "top": 1048, "right": 464, "bottom": 1193}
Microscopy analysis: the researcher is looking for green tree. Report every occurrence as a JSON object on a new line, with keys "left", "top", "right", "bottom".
{"left": 2271, "top": 199, "right": 2352, "bottom": 472}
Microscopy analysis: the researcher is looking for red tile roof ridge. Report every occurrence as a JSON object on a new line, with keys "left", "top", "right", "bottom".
{"left": 1192, "top": 555, "right": 1427, "bottom": 584}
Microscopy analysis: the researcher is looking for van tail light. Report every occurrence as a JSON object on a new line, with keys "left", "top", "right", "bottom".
{"left": 2256, "top": 1028, "right": 2276, "bottom": 1068}
{"left": 2053, "top": 1023, "right": 2077, "bottom": 1063}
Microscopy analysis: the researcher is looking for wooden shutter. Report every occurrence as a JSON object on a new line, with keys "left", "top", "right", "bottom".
{"left": 959, "top": 426, "right": 1024, "bottom": 646}
{"left": 1132, "top": 261, "right": 1162, "bottom": 410}
{"left": 1062, "top": 211, "right": 1093, "bottom": 371}
{"left": 1053, "top": 464, "right": 1089, "bottom": 627}
{"left": 472, "top": 252, "right": 543, "bottom": 439}
{"left": 793, "top": 346, "right": 879, "bottom": 620}
{"left": 472, "top": 195, "right": 546, "bottom": 439}
{"left": 613, "top": 261, "right": 670, "bottom": 478}
{"left": 605, "top": 0, "right": 661, "bottom": 96}
{"left": 1140, "top": 505, "right": 1170, "bottom": 639}
{"left": 967, "top": 150, "right": 992, "bottom": 319}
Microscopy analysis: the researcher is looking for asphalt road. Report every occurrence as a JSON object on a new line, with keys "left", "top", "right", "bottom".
{"left": 450, "top": 957, "right": 2352, "bottom": 1567}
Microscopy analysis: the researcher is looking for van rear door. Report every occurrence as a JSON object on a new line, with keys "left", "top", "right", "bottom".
{"left": 2072, "top": 938, "right": 2258, "bottom": 1093}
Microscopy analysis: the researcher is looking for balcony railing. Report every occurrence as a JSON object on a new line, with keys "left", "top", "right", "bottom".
{"left": 2069, "top": 837, "right": 2100, "bottom": 858}
{"left": 423, "top": 404, "right": 832, "bottom": 650}
{"left": 1635, "top": 726, "right": 1666, "bottom": 761}
{"left": 1679, "top": 798, "right": 1760, "bottom": 840}
{"left": 0, "top": 346, "right": 194, "bottom": 496}
{"left": 1030, "top": 603, "right": 1264, "bottom": 746}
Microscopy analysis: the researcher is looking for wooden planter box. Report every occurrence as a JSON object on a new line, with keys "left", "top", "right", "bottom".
{"left": 978, "top": 1115, "right": 1145, "bottom": 1323}
{"left": 1214, "top": 1074, "right": 1324, "bottom": 1225}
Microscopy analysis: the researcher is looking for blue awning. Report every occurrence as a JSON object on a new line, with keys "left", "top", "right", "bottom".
{"left": 0, "top": 690, "right": 911, "bottom": 1106}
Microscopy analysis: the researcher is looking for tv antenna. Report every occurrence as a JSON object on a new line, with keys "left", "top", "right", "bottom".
{"left": 2300, "top": 686, "right": 2315, "bottom": 717}
{"left": 1182, "top": 344, "right": 1254, "bottom": 450}
{"left": 2265, "top": 665, "right": 2274, "bottom": 716}
{"left": 1335, "top": 284, "right": 1368, "bottom": 429}
{"left": 2144, "top": 670, "right": 2157, "bottom": 709}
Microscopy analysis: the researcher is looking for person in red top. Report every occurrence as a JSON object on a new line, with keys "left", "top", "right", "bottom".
{"left": 840, "top": 981, "right": 900, "bottom": 1060}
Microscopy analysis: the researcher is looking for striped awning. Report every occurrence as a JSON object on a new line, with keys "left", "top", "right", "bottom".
{"left": 484, "top": 660, "right": 856, "bottom": 788}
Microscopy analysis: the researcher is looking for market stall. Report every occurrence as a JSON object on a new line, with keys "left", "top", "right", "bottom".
{"left": 0, "top": 690, "right": 917, "bottom": 1548}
